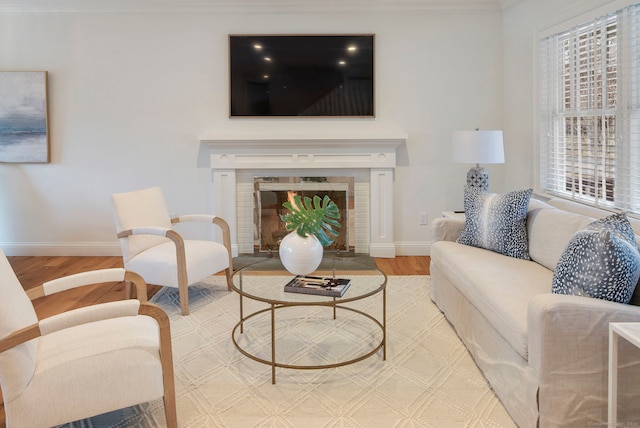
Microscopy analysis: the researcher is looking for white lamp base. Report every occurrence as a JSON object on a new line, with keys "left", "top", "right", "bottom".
{"left": 466, "top": 165, "right": 489, "bottom": 191}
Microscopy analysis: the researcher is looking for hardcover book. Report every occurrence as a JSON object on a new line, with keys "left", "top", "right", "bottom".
{"left": 284, "top": 275, "right": 351, "bottom": 297}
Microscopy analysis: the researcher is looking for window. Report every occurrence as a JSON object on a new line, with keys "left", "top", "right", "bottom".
{"left": 540, "top": 3, "right": 640, "bottom": 213}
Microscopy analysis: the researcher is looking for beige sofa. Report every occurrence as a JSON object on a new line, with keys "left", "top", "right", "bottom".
{"left": 430, "top": 197, "right": 640, "bottom": 428}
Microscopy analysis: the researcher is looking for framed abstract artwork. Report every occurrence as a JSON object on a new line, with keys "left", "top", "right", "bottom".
{"left": 0, "top": 71, "right": 50, "bottom": 163}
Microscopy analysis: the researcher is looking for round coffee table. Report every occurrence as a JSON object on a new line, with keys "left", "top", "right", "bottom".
{"left": 230, "top": 255, "right": 387, "bottom": 383}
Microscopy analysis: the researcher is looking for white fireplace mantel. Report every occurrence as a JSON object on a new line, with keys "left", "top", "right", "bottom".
{"left": 199, "top": 134, "right": 406, "bottom": 258}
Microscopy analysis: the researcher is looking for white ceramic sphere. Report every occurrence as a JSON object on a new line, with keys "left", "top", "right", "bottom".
{"left": 279, "top": 231, "right": 323, "bottom": 275}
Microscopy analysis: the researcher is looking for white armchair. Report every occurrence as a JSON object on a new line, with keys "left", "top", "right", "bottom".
{"left": 111, "top": 186, "right": 233, "bottom": 315}
{"left": 0, "top": 249, "right": 176, "bottom": 428}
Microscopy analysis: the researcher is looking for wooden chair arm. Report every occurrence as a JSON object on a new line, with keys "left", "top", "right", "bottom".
{"left": 26, "top": 270, "right": 148, "bottom": 303}
{"left": 120, "top": 217, "right": 232, "bottom": 273}
{"left": 213, "top": 217, "right": 233, "bottom": 264}
{"left": 0, "top": 324, "right": 41, "bottom": 353}
{"left": 0, "top": 302, "right": 171, "bottom": 356}
{"left": 0, "top": 299, "right": 161, "bottom": 353}
{"left": 139, "top": 302, "right": 170, "bottom": 330}
{"left": 139, "top": 302, "right": 177, "bottom": 425}
{"left": 170, "top": 214, "right": 216, "bottom": 224}
{"left": 117, "top": 227, "right": 171, "bottom": 239}
{"left": 170, "top": 215, "right": 231, "bottom": 248}
{"left": 169, "top": 215, "right": 233, "bottom": 280}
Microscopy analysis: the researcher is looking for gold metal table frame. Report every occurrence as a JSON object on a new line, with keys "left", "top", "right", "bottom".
{"left": 230, "top": 257, "right": 387, "bottom": 384}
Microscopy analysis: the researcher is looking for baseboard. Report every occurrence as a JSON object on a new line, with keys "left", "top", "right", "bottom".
{"left": 0, "top": 242, "right": 122, "bottom": 256}
{"left": 369, "top": 243, "right": 395, "bottom": 258}
{"left": 369, "top": 241, "right": 432, "bottom": 258}
{"left": 394, "top": 241, "right": 431, "bottom": 256}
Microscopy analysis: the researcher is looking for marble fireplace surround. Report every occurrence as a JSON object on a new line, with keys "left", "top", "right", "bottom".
{"left": 198, "top": 135, "right": 405, "bottom": 258}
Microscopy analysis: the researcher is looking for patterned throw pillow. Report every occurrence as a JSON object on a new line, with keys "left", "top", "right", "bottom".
{"left": 552, "top": 213, "right": 640, "bottom": 304}
{"left": 457, "top": 186, "right": 533, "bottom": 259}
{"left": 587, "top": 211, "right": 637, "bottom": 242}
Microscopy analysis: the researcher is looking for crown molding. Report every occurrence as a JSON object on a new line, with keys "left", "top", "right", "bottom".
{"left": 0, "top": 0, "right": 504, "bottom": 14}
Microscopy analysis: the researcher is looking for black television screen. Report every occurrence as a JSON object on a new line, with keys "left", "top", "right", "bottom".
{"left": 229, "top": 34, "right": 374, "bottom": 117}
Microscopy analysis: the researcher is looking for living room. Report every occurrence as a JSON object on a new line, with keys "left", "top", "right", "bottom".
{"left": 2, "top": 0, "right": 639, "bottom": 427}
{"left": 0, "top": 0, "right": 523, "bottom": 257}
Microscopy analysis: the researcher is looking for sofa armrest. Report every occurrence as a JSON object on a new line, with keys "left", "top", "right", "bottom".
{"left": 528, "top": 293, "right": 640, "bottom": 373}
{"left": 528, "top": 293, "right": 640, "bottom": 425}
{"left": 431, "top": 217, "right": 465, "bottom": 242}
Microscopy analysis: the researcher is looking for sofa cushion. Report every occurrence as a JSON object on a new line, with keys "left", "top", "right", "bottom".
{"left": 527, "top": 206, "right": 594, "bottom": 271}
{"left": 552, "top": 213, "right": 640, "bottom": 304}
{"left": 457, "top": 187, "right": 533, "bottom": 260}
{"left": 431, "top": 240, "right": 553, "bottom": 359}
{"left": 548, "top": 197, "right": 640, "bottom": 235}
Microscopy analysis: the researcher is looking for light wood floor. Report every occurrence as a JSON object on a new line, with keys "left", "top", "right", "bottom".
{"left": 1, "top": 255, "right": 430, "bottom": 427}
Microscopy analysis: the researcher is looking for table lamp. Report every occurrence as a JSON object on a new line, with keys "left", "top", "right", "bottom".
{"left": 452, "top": 129, "right": 504, "bottom": 191}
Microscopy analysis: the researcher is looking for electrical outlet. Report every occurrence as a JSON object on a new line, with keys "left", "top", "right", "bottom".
{"left": 419, "top": 212, "right": 428, "bottom": 225}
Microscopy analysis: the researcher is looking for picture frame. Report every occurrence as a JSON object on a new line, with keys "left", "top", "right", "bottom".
{"left": 0, "top": 71, "right": 50, "bottom": 163}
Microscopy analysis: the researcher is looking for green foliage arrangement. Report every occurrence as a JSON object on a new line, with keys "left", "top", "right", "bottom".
{"left": 280, "top": 194, "right": 341, "bottom": 247}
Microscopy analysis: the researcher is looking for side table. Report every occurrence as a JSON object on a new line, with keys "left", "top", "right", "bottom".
{"left": 608, "top": 322, "right": 640, "bottom": 424}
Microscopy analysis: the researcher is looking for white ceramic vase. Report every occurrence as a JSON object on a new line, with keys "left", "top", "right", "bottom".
{"left": 279, "top": 231, "right": 323, "bottom": 275}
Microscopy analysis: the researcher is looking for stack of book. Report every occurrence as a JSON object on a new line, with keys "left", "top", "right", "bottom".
{"left": 284, "top": 275, "right": 351, "bottom": 297}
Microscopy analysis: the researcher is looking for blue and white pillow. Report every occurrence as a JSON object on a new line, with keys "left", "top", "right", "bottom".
{"left": 457, "top": 186, "right": 533, "bottom": 260}
{"left": 552, "top": 213, "right": 640, "bottom": 304}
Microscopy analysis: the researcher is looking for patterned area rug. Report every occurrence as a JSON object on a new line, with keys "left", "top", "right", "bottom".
{"left": 63, "top": 276, "right": 516, "bottom": 427}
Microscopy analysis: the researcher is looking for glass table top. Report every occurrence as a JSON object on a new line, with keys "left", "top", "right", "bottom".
{"left": 230, "top": 255, "right": 387, "bottom": 304}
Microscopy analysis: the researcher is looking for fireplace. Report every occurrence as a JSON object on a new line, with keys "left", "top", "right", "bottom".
{"left": 198, "top": 135, "right": 405, "bottom": 258}
{"left": 255, "top": 176, "right": 354, "bottom": 253}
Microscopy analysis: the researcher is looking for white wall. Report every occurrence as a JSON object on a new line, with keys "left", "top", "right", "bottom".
{"left": 502, "top": 0, "right": 630, "bottom": 194}
{"left": 0, "top": 8, "right": 504, "bottom": 256}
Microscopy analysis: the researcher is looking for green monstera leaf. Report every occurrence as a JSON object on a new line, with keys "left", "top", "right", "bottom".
{"left": 280, "top": 194, "right": 341, "bottom": 247}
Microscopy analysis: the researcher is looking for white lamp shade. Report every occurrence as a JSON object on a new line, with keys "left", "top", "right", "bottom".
{"left": 452, "top": 130, "right": 505, "bottom": 164}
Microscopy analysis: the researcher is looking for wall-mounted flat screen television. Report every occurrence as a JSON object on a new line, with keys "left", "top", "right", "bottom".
{"left": 229, "top": 34, "right": 374, "bottom": 117}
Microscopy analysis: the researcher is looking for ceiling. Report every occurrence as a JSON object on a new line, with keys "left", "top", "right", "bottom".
{"left": 0, "top": 0, "right": 520, "bottom": 13}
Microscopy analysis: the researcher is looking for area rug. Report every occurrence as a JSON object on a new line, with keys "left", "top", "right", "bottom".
{"left": 62, "top": 276, "right": 516, "bottom": 427}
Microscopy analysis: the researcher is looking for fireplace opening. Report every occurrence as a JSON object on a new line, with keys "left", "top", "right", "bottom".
{"left": 254, "top": 176, "right": 354, "bottom": 253}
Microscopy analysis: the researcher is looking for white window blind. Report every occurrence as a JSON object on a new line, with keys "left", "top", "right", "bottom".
{"left": 540, "top": 3, "right": 640, "bottom": 213}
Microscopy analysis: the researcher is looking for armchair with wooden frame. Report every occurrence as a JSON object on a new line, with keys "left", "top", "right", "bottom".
{"left": 111, "top": 186, "right": 233, "bottom": 316}
{"left": 0, "top": 249, "right": 176, "bottom": 428}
